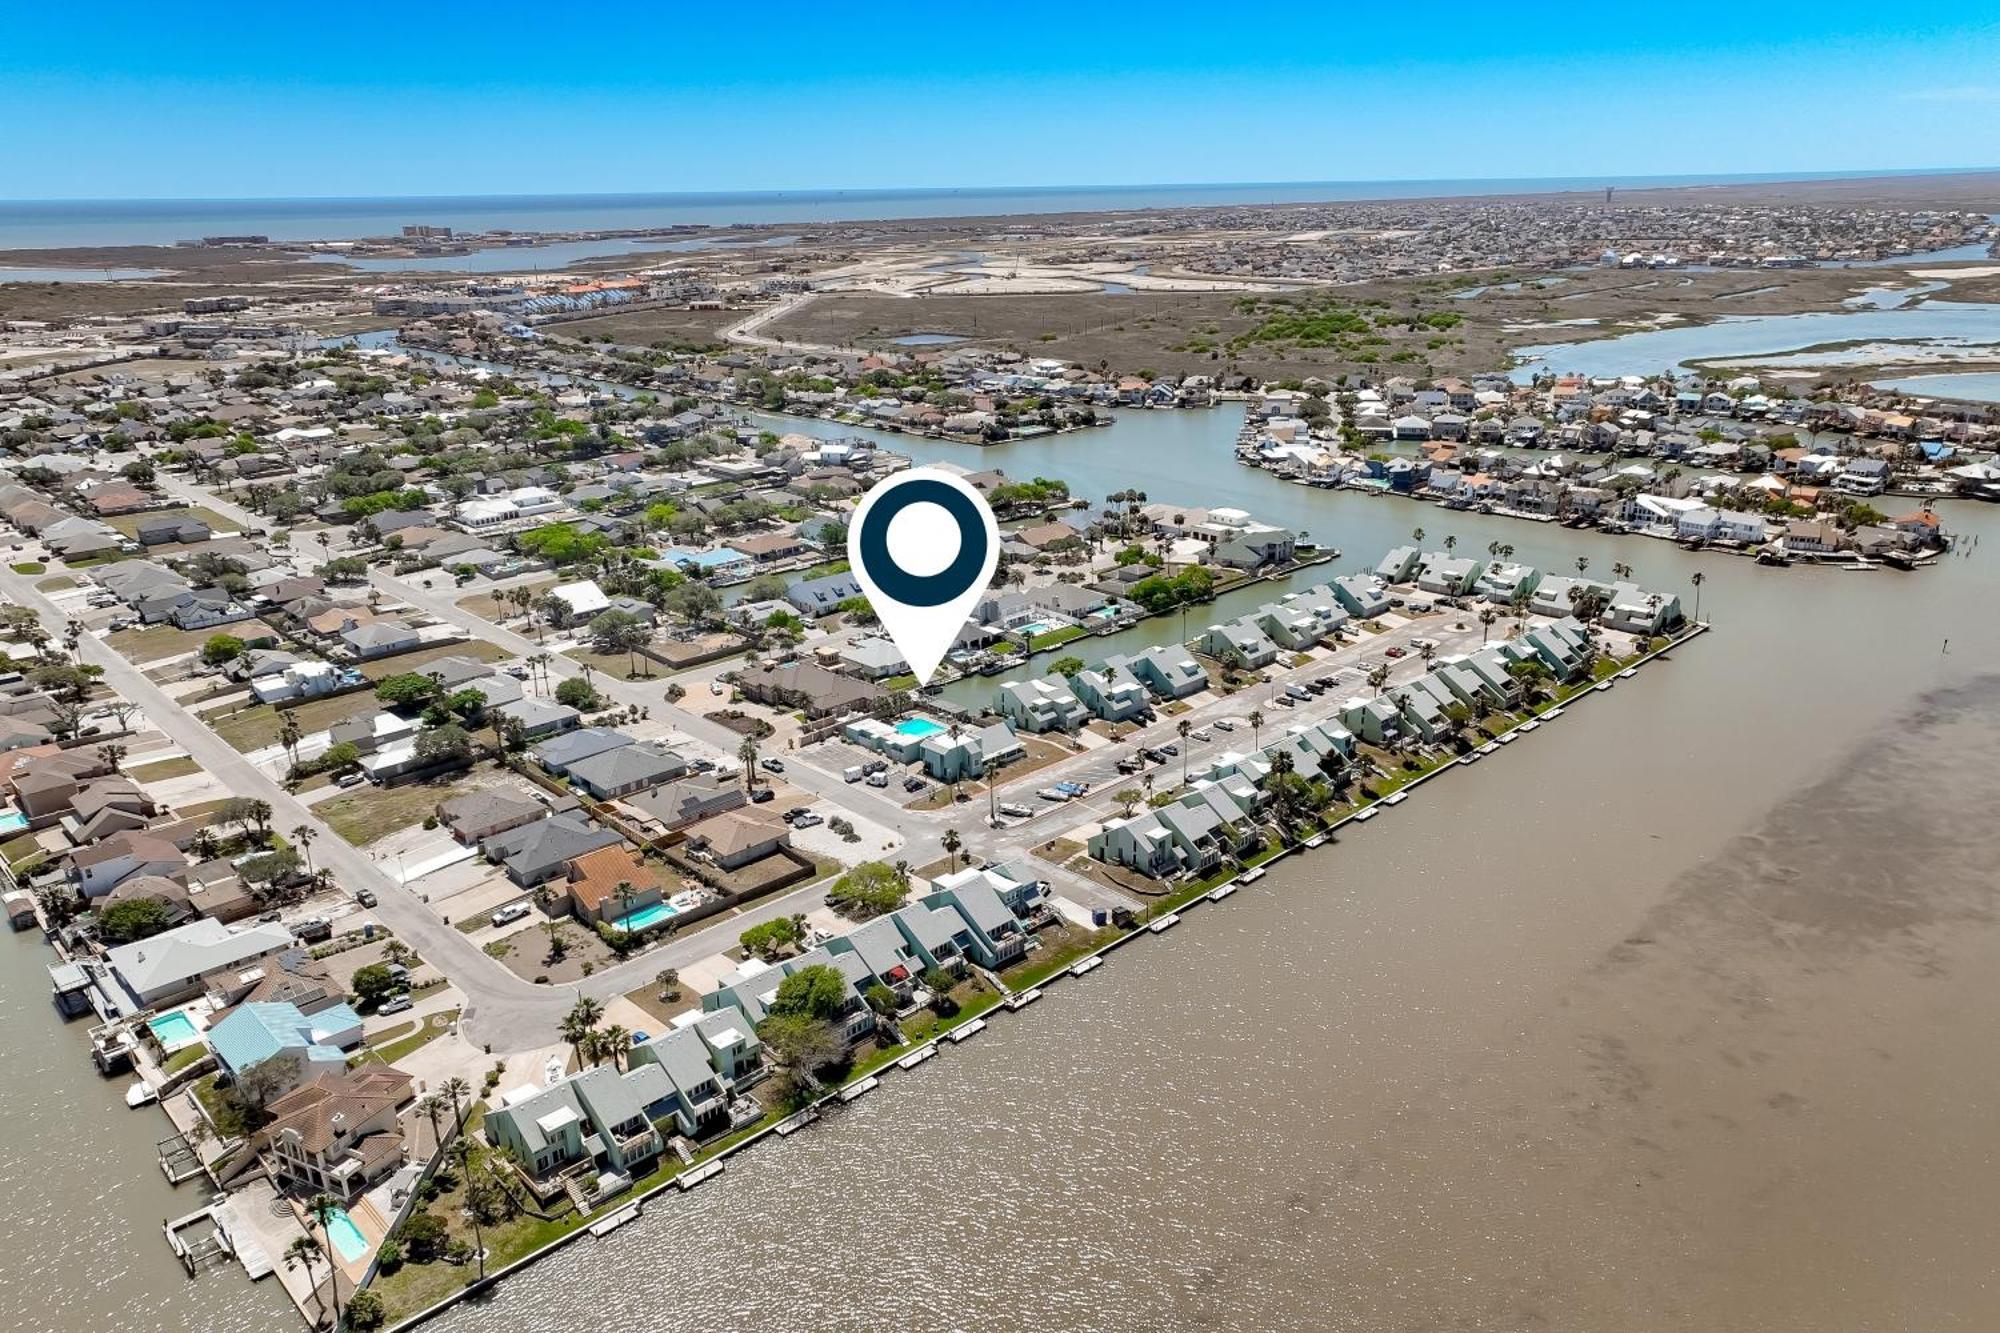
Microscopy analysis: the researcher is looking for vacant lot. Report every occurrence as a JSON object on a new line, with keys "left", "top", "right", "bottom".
{"left": 106, "top": 623, "right": 220, "bottom": 663}
{"left": 547, "top": 306, "right": 740, "bottom": 351}
{"left": 200, "top": 688, "right": 375, "bottom": 752}
{"left": 358, "top": 638, "right": 509, "bottom": 681}
{"left": 319, "top": 768, "right": 486, "bottom": 846}
{"left": 457, "top": 581, "right": 555, "bottom": 622}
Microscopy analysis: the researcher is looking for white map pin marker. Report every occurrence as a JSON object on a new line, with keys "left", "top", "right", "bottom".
{"left": 848, "top": 467, "right": 1000, "bottom": 687}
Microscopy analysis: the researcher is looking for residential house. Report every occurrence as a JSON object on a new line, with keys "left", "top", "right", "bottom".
{"left": 996, "top": 677, "right": 1089, "bottom": 733}
{"left": 256, "top": 1065, "right": 413, "bottom": 1201}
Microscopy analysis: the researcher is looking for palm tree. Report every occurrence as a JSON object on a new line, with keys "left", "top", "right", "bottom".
{"left": 1177, "top": 718, "right": 1193, "bottom": 784}
{"left": 1478, "top": 608, "right": 1498, "bottom": 643}
{"left": 1418, "top": 642, "right": 1437, "bottom": 669}
{"left": 1574, "top": 556, "right": 1589, "bottom": 576}
{"left": 290, "top": 824, "right": 317, "bottom": 874}
{"left": 1443, "top": 534, "right": 1458, "bottom": 554}
{"left": 1367, "top": 663, "right": 1390, "bottom": 695}
{"left": 940, "top": 827, "right": 966, "bottom": 870}
{"left": 440, "top": 1076, "right": 472, "bottom": 1133}
{"left": 1611, "top": 561, "right": 1633, "bottom": 581}
{"left": 1247, "top": 708, "right": 1265, "bottom": 750}
{"left": 599, "top": 1024, "right": 632, "bottom": 1072}
{"left": 737, "top": 736, "right": 759, "bottom": 794}
{"left": 283, "top": 1235, "right": 326, "bottom": 1324}
{"left": 306, "top": 1193, "right": 343, "bottom": 1328}
{"left": 982, "top": 756, "right": 1000, "bottom": 825}
{"left": 1690, "top": 570, "right": 1706, "bottom": 622}
{"left": 278, "top": 710, "right": 303, "bottom": 767}
{"left": 560, "top": 995, "right": 604, "bottom": 1071}
{"left": 448, "top": 1136, "right": 488, "bottom": 1283}
{"left": 416, "top": 1094, "right": 448, "bottom": 1155}
{"left": 1411, "top": 527, "right": 1425, "bottom": 545}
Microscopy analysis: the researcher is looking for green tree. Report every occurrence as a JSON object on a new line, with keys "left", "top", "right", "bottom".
{"left": 824, "top": 861, "right": 908, "bottom": 918}
{"left": 1046, "top": 654, "right": 1085, "bottom": 677}
{"left": 554, "top": 677, "right": 600, "bottom": 710}
{"left": 97, "top": 895, "right": 171, "bottom": 944}
{"left": 351, "top": 962, "right": 401, "bottom": 1008}
{"left": 200, "top": 633, "right": 246, "bottom": 667}
{"left": 770, "top": 963, "right": 848, "bottom": 1021}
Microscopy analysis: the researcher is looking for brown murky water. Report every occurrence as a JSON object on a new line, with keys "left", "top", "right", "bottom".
{"left": 4, "top": 415, "right": 1995, "bottom": 1331}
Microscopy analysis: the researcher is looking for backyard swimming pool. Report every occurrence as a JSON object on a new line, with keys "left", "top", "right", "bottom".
{"left": 1015, "top": 620, "right": 1053, "bottom": 636}
{"left": 893, "top": 717, "right": 946, "bottom": 739}
{"left": 147, "top": 1010, "right": 202, "bottom": 1052}
{"left": 612, "top": 901, "right": 679, "bottom": 933}
{"left": 0, "top": 810, "right": 27, "bottom": 834}
{"left": 324, "top": 1206, "right": 369, "bottom": 1263}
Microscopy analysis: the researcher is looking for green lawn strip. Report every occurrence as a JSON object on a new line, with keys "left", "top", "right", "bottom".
{"left": 1026, "top": 625, "right": 1086, "bottom": 652}
{"left": 1001, "top": 926, "right": 1128, "bottom": 991}
{"left": 129, "top": 755, "right": 201, "bottom": 782}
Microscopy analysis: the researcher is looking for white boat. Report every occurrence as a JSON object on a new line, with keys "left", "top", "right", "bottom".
{"left": 1148, "top": 912, "right": 1181, "bottom": 934}
{"left": 1208, "top": 883, "right": 1238, "bottom": 902}
{"left": 1240, "top": 867, "right": 1267, "bottom": 883}
{"left": 1005, "top": 987, "right": 1043, "bottom": 1010}
{"left": 1459, "top": 752, "right": 1480, "bottom": 764}
{"left": 124, "top": 1081, "right": 158, "bottom": 1108}
{"left": 1070, "top": 956, "right": 1103, "bottom": 977}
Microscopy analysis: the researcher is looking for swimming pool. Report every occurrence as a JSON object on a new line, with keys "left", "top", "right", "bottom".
{"left": 612, "top": 901, "right": 679, "bottom": 933}
{"left": 1015, "top": 621, "right": 1052, "bottom": 636}
{"left": 893, "top": 717, "right": 946, "bottom": 739}
{"left": 147, "top": 1010, "right": 202, "bottom": 1052}
{"left": 0, "top": 810, "right": 26, "bottom": 834}
{"left": 323, "top": 1206, "right": 369, "bottom": 1263}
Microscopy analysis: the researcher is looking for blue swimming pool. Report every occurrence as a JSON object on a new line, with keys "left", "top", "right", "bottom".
{"left": 324, "top": 1206, "right": 369, "bottom": 1263}
{"left": 0, "top": 810, "right": 26, "bottom": 834}
{"left": 893, "top": 717, "right": 946, "bottom": 739}
{"left": 612, "top": 901, "right": 679, "bottom": 933}
{"left": 147, "top": 1010, "right": 201, "bottom": 1051}
{"left": 1016, "top": 620, "right": 1052, "bottom": 636}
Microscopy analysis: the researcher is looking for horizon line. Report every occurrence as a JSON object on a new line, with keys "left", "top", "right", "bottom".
{"left": 3, "top": 165, "right": 1995, "bottom": 208}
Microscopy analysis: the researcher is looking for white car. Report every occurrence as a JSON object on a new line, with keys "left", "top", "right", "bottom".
{"left": 1213, "top": 718, "right": 1238, "bottom": 732}
{"left": 1190, "top": 727, "right": 1211, "bottom": 741}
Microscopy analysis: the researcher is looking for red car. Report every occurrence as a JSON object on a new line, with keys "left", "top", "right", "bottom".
{"left": 1384, "top": 646, "right": 1407, "bottom": 658}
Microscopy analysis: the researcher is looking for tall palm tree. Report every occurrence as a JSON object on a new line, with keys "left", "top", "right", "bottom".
{"left": 1367, "top": 663, "right": 1390, "bottom": 696}
{"left": 1411, "top": 527, "right": 1425, "bottom": 545}
{"left": 439, "top": 1076, "right": 472, "bottom": 1133}
{"left": 1177, "top": 719, "right": 1192, "bottom": 784}
{"left": 282, "top": 1235, "right": 326, "bottom": 1324}
{"left": 737, "top": 736, "right": 759, "bottom": 793}
{"left": 1574, "top": 555, "right": 1590, "bottom": 576}
{"left": 560, "top": 995, "right": 604, "bottom": 1070}
{"left": 416, "top": 1094, "right": 447, "bottom": 1155}
{"left": 1690, "top": 570, "right": 1706, "bottom": 622}
{"left": 1478, "top": 607, "right": 1498, "bottom": 643}
{"left": 448, "top": 1137, "right": 488, "bottom": 1283}
{"left": 290, "top": 824, "right": 317, "bottom": 874}
{"left": 941, "top": 828, "right": 963, "bottom": 869}
{"left": 982, "top": 756, "right": 1000, "bottom": 825}
{"left": 1247, "top": 709, "right": 1264, "bottom": 749}
{"left": 599, "top": 1024, "right": 631, "bottom": 1072}
{"left": 306, "top": 1193, "right": 343, "bottom": 1328}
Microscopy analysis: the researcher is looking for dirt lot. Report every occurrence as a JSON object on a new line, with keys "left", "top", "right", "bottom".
{"left": 546, "top": 306, "right": 741, "bottom": 351}
{"left": 318, "top": 766, "right": 490, "bottom": 846}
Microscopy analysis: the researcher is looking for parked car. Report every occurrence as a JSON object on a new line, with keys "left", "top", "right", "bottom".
{"left": 709, "top": 681, "right": 726, "bottom": 695}
{"left": 1191, "top": 727, "right": 1211, "bottom": 741}
{"left": 793, "top": 811, "right": 824, "bottom": 828}
{"left": 491, "top": 902, "right": 532, "bottom": 928}
{"left": 354, "top": 889, "right": 377, "bottom": 908}
{"left": 750, "top": 787, "right": 775, "bottom": 803}
{"left": 999, "top": 802, "right": 1033, "bottom": 818}
{"left": 843, "top": 765, "right": 864, "bottom": 783}
{"left": 1384, "top": 646, "right": 1407, "bottom": 658}
{"left": 865, "top": 772, "right": 889, "bottom": 787}
{"left": 1213, "top": 718, "right": 1238, "bottom": 732}
{"left": 377, "top": 993, "right": 413, "bottom": 1015}
{"left": 903, "top": 776, "right": 926, "bottom": 792}
{"left": 293, "top": 918, "right": 333, "bottom": 944}
{"left": 760, "top": 757, "right": 784, "bottom": 773}
{"left": 335, "top": 770, "right": 366, "bottom": 788}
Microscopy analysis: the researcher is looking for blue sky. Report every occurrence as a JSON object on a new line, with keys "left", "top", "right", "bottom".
{"left": 6, "top": 2, "right": 1999, "bottom": 199}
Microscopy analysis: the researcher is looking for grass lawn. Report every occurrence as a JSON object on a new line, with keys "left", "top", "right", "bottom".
{"left": 1026, "top": 624, "right": 1086, "bottom": 652}
{"left": 356, "top": 1009, "right": 461, "bottom": 1065}
{"left": 103, "top": 506, "right": 241, "bottom": 539}
{"left": 10, "top": 562, "right": 44, "bottom": 574}
{"left": 200, "top": 689, "right": 375, "bottom": 753}
{"left": 1002, "top": 923, "right": 1126, "bottom": 990}
{"left": 319, "top": 770, "right": 485, "bottom": 846}
{"left": 129, "top": 755, "right": 201, "bottom": 782}
{"left": 106, "top": 623, "right": 217, "bottom": 662}
{"left": 37, "top": 574, "right": 76, "bottom": 590}
{"left": 455, "top": 581, "right": 555, "bottom": 622}
{"left": 359, "top": 639, "right": 510, "bottom": 681}
{"left": 561, "top": 645, "right": 659, "bottom": 680}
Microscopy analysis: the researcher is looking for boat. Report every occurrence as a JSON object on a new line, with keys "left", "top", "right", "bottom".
{"left": 1479, "top": 741, "right": 1499, "bottom": 755}
{"left": 125, "top": 1080, "right": 158, "bottom": 1108}
{"left": 1005, "top": 987, "right": 1043, "bottom": 1010}
{"left": 1148, "top": 912, "right": 1181, "bottom": 934}
{"left": 1208, "top": 883, "right": 1238, "bottom": 902}
{"left": 1459, "top": 752, "right": 1481, "bottom": 764}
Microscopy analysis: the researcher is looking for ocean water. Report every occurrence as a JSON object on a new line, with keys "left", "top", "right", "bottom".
{"left": 0, "top": 172, "right": 1967, "bottom": 250}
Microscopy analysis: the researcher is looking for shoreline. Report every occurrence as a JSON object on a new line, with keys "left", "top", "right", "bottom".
{"left": 372, "top": 622, "right": 1706, "bottom": 1332}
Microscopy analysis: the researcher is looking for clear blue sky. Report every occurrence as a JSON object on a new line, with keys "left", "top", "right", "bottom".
{"left": 6, "top": 2, "right": 1999, "bottom": 199}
